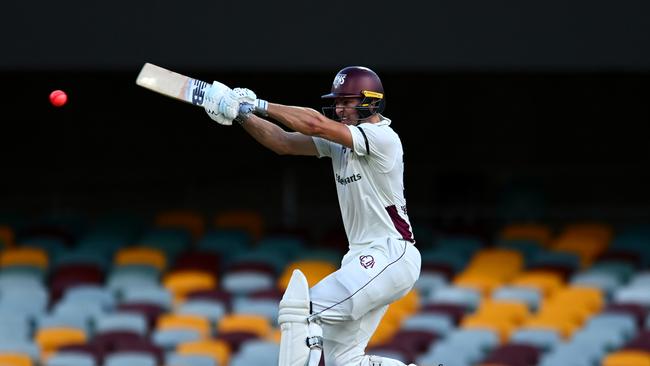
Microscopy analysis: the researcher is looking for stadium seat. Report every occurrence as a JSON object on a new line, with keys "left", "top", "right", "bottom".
{"left": 45, "top": 352, "right": 96, "bottom": 366}
{"left": 177, "top": 299, "right": 227, "bottom": 324}
{"left": 232, "top": 297, "right": 279, "bottom": 325}
{"left": 511, "top": 271, "right": 564, "bottom": 297}
{"left": 0, "top": 354, "right": 32, "bottom": 366}
{"left": 163, "top": 270, "right": 216, "bottom": 302}
{"left": 152, "top": 329, "right": 201, "bottom": 350}
{"left": 602, "top": 350, "right": 650, "bottom": 366}
{"left": 217, "top": 314, "right": 272, "bottom": 338}
{"left": 222, "top": 270, "right": 275, "bottom": 295}
{"left": 114, "top": 247, "right": 166, "bottom": 271}
{"left": 154, "top": 210, "right": 205, "bottom": 241}
{"left": 230, "top": 340, "right": 279, "bottom": 366}
{"left": 35, "top": 327, "right": 87, "bottom": 353}
{"left": 214, "top": 210, "right": 265, "bottom": 241}
{"left": 176, "top": 339, "right": 230, "bottom": 366}
{"left": 0, "top": 342, "right": 40, "bottom": 362}
{"left": 401, "top": 313, "right": 454, "bottom": 336}
{"left": 121, "top": 286, "right": 173, "bottom": 309}
{"left": 0, "top": 247, "right": 48, "bottom": 269}
{"left": 171, "top": 251, "right": 221, "bottom": 277}
{"left": 499, "top": 223, "right": 552, "bottom": 247}
{"left": 95, "top": 312, "right": 148, "bottom": 335}
{"left": 157, "top": 314, "right": 211, "bottom": 338}
{"left": 103, "top": 352, "right": 156, "bottom": 366}
{"left": 277, "top": 260, "right": 336, "bottom": 290}
{"left": 510, "top": 328, "right": 561, "bottom": 351}
{"left": 166, "top": 353, "right": 216, "bottom": 366}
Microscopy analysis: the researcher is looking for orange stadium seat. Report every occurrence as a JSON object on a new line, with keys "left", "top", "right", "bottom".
{"left": 214, "top": 210, "right": 264, "bottom": 241}
{"left": 475, "top": 301, "right": 530, "bottom": 325}
{"left": 35, "top": 327, "right": 86, "bottom": 353}
{"left": 511, "top": 271, "right": 564, "bottom": 298}
{"left": 114, "top": 246, "right": 166, "bottom": 271}
{"left": 163, "top": 270, "right": 216, "bottom": 301}
{"left": 454, "top": 274, "right": 504, "bottom": 296}
{"left": 0, "top": 225, "right": 15, "bottom": 248}
{"left": 217, "top": 314, "right": 272, "bottom": 338}
{"left": 602, "top": 350, "right": 650, "bottom": 366}
{"left": 0, "top": 247, "right": 48, "bottom": 269}
{"left": 500, "top": 223, "right": 553, "bottom": 247}
{"left": 157, "top": 314, "right": 211, "bottom": 338}
{"left": 0, "top": 354, "right": 32, "bottom": 366}
{"left": 461, "top": 315, "right": 515, "bottom": 344}
{"left": 277, "top": 260, "right": 337, "bottom": 290}
{"left": 155, "top": 210, "right": 206, "bottom": 241}
{"left": 176, "top": 339, "right": 231, "bottom": 366}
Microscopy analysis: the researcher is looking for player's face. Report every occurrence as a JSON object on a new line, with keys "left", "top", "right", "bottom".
{"left": 335, "top": 97, "right": 362, "bottom": 125}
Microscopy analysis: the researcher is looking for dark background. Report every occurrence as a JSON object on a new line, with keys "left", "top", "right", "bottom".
{"left": 2, "top": 0, "right": 650, "bottom": 232}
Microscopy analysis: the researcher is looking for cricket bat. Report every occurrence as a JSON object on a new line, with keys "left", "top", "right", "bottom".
{"left": 135, "top": 63, "right": 210, "bottom": 106}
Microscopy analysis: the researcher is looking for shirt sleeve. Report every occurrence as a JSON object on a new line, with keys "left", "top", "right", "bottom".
{"left": 347, "top": 124, "right": 399, "bottom": 172}
{"left": 311, "top": 136, "right": 334, "bottom": 158}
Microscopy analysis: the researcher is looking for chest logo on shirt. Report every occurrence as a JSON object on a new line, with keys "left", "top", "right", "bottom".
{"left": 336, "top": 173, "right": 362, "bottom": 186}
{"left": 359, "top": 255, "right": 375, "bottom": 269}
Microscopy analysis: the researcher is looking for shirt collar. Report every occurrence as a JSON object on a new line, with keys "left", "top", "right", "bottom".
{"left": 360, "top": 114, "right": 391, "bottom": 127}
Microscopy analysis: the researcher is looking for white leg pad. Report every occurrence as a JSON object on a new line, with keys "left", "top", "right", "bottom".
{"left": 278, "top": 270, "right": 323, "bottom": 366}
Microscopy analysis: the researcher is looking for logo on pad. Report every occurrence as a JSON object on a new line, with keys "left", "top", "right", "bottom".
{"left": 359, "top": 255, "right": 375, "bottom": 269}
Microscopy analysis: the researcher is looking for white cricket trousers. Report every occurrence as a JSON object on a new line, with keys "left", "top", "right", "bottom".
{"left": 309, "top": 237, "right": 421, "bottom": 366}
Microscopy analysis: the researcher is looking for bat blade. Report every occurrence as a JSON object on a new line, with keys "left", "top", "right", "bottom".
{"left": 135, "top": 63, "right": 210, "bottom": 106}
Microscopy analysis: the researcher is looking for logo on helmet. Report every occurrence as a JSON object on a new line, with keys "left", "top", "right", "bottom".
{"left": 333, "top": 74, "right": 347, "bottom": 89}
{"left": 359, "top": 255, "right": 375, "bottom": 269}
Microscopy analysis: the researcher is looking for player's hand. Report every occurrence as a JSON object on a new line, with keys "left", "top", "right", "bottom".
{"left": 204, "top": 81, "right": 239, "bottom": 126}
{"left": 232, "top": 88, "right": 257, "bottom": 104}
{"left": 231, "top": 87, "right": 269, "bottom": 124}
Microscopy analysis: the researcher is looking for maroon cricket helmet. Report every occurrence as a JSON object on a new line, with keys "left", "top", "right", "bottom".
{"left": 321, "top": 66, "right": 386, "bottom": 120}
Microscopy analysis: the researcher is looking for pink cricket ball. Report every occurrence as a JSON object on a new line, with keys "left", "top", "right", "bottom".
{"left": 49, "top": 90, "right": 68, "bottom": 107}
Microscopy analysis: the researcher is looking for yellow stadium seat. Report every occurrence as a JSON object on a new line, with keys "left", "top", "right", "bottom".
{"left": 155, "top": 210, "right": 206, "bottom": 240}
{"left": 177, "top": 339, "right": 231, "bottom": 366}
{"left": 35, "top": 327, "right": 86, "bottom": 352}
{"left": 157, "top": 314, "right": 211, "bottom": 338}
{"left": 115, "top": 246, "right": 166, "bottom": 270}
{"left": 461, "top": 316, "right": 513, "bottom": 344}
{"left": 511, "top": 271, "right": 564, "bottom": 297}
{"left": 560, "top": 222, "right": 614, "bottom": 243}
{"left": 550, "top": 286, "right": 603, "bottom": 313}
{"left": 217, "top": 314, "right": 271, "bottom": 338}
{"left": 163, "top": 270, "right": 216, "bottom": 301}
{"left": 602, "top": 350, "right": 650, "bottom": 366}
{"left": 0, "top": 354, "right": 32, "bottom": 366}
{"left": 0, "top": 247, "right": 48, "bottom": 269}
{"left": 214, "top": 210, "right": 264, "bottom": 241}
{"left": 454, "top": 274, "right": 503, "bottom": 296}
{"left": 277, "top": 260, "right": 337, "bottom": 290}
{"left": 0, "top": 225, "right": 15, "bottom": 248}
{"left": 537, "top": 303, "right": 590, "bottom": 327}
{"left": 500, "top": 223, "right": 552, "bottom": 247}
{"left": 475, "top": 300, "right": 530, "bottom": 325}
{"left": 463, "top": 249, "right": 524, "bottom": 281}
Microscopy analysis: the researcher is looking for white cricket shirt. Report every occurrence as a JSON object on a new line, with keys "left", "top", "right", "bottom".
{"left": 312, "top": 116, "right": 414, "bottom": 246}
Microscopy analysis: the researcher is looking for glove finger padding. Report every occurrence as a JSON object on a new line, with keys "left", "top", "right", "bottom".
{"left": 204, "top": 81, "right": 234, "bottom": 126}
{"left": 232, "top": 88, "right": 257, "bottom": 104}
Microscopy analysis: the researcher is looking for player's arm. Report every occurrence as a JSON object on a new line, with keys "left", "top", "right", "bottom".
{"left": 266, "top": 103, "right": 353, "bottom": 149}
{"left": 241, "top": 114, "right": 318, "bottom": 156}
